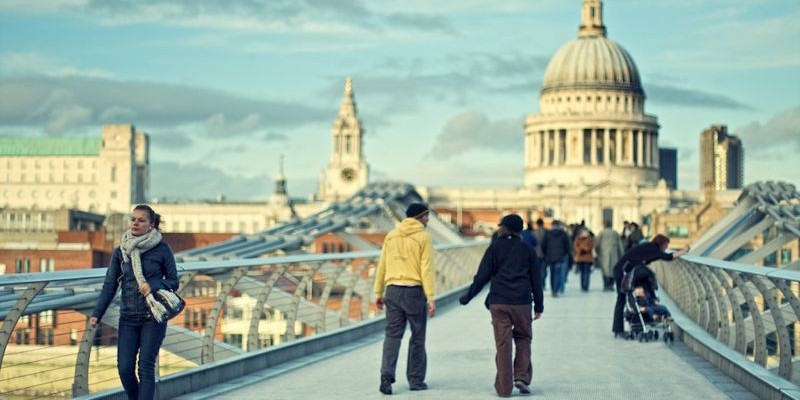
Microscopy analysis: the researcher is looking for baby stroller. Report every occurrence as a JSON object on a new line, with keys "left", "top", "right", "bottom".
{"left": 620, "top": 266, "right": 674, "bottom": 343}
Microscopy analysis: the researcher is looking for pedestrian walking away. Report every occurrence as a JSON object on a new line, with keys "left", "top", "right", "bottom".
{"left": 596, "top": 221, "right": 625, "bottom": 291}
{"left": 541, "top": 220, "right": 572, "bottom": 297}
{"left": 90, "top": 204, "right": 179, "bottom": 400}
{"left": 459, "top": 214, "right": 544, "bottom": 398}
{"left": 573, "top": 228, "right": 595, "bottom": 291}
{"left": 374, "top": 203, "right": 436, "bottom": 395}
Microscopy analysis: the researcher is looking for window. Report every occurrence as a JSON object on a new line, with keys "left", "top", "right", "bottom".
{"left": 15, "top": 329, "right": 29, "bottom": 345}
{"left": 781, "top": 249, "right": 792, "bottom": 264}
{"left": 70, "top": 328, "right": 78, "bottom": 346}
{"left": 666, "top": 225, "right": 689, "bottom": 238}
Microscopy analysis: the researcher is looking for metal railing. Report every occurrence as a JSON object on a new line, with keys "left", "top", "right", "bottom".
{"left": 653, "top": 254, "right": 800, "bottom": 384}
{"left": 0, "top": 241, "right": 488, "bottom": 399}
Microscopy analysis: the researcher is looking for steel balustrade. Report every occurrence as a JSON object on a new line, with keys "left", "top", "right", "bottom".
{"left": 653, "top": 255, "right": 800, "bottom": 383}
{"left": 0, "top": 241, "right": 487, "bottom": 398}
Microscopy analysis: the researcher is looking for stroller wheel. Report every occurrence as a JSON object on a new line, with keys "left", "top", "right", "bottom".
{"left": 654, "top": 330, "right": 659, "bottom": 340}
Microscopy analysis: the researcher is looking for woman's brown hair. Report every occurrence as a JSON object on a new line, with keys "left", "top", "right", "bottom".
{"left": 651, "top": 234, "right": 670, "bottom": 251}
{"left": 133, "top": 204, "right": 162, "bottom": 230}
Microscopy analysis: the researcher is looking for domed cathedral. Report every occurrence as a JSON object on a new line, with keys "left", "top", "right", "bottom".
{"left": 525, "top": 0, "right": 660, "bottom": 188}
{"left": 425, "top": 0, "right": 675, "bottom": 233}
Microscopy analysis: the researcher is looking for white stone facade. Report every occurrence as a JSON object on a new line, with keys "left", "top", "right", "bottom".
{"left": 0, "top": 124, "right": 148, "bottom": 214}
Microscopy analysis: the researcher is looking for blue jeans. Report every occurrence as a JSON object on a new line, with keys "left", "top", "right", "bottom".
{"left": 117, "top": 313, "right": 167, "bottom": 400}
{"left": 546, "top": 256, "right": 568, "bottom": 295}
{"left": 577, "top": 262, "right": 592, "bottom": 291}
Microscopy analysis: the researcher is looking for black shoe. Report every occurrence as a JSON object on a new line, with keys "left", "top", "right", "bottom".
{"left": 514, "top": 380, "right": 531, "bottom": 394}
{"left": 410, "top": 382, "right": 428, "bottom": 391}
{"left": 379, "top": 378, "right": 392, "bottom": 395}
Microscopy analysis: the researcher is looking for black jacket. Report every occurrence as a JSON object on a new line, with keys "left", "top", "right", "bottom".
{"left": 92, "top": 241, "right": 179, "bottom": 320}
{"left": 460, "top": 235, "right": 544, "bottom": 313}
{"left": 613, "top": 242, "right": 674, "bottom": 296}
{"left": 541, "top": 228, "right": 572, "bottom": 263}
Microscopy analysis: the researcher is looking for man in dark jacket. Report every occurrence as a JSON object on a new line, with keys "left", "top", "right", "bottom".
{"left": 459, "top": 214, "right": 544, "bottom": 397}
{"left": 540, "top": 220, "right": 572, "bottom": 297}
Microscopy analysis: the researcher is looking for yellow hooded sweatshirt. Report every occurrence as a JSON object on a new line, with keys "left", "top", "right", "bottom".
{"left": 374, "top": 217, "right": 435, "bottom": 301}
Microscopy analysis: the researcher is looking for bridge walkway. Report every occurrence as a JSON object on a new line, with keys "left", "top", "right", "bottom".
{"left": 181, "top": 273, "right": 759, "bottom": 400}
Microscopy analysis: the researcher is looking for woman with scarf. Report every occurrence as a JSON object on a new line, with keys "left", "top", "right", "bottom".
{"left": 90, "top": 204, "right": 179, "bottom": 400}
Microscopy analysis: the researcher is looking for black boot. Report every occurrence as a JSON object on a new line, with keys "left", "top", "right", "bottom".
{"left": 379, "top": 376, "right": 393, "bottom": 395}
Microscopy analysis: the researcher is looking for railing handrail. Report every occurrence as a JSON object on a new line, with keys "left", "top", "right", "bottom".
{"left": 683, "top": 254, "right": 800, "bottom": 281}
{"left": 0, "top": 240, "right": 490, "bottom": 286}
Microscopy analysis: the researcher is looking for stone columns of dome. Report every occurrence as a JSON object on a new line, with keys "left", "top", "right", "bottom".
{"left": 641, "top": 131, "right": 648, "bottom": 167}
{"left": 539, "top": 131, "right": 546, "bottom": 166}
{"left": 553, "top": 130, "right": 561, "bottom": 165}
{"left": 603, "top": 129, "right": 611, "bottom": 165}
{"left": 637, "top": 130, "right": 644, "bottom": 166}
{"left": 628, "top": 130, "right": 636, "bottom": 166}
{"left": 644, "top": 130, "right": 651, "bottom": 167}
{"left": 546, "top": 130, "right": 553, "bottom": 165}
{"left": 652, "top": 134, "right": 659, "bottom": 167}
{"left": 590, "top": 129, "right": 597, "bottom": 165}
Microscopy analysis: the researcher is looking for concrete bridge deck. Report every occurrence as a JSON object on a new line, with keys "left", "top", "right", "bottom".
{"left": 178, "top": 273, "right": 759, "bottom": 400}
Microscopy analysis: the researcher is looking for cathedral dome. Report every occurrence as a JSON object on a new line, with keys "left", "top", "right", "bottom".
{"left": 542, "top": 36, "right": 642, "bottom": 95}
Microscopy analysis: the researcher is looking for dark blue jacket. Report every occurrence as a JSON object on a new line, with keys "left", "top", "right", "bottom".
{"left": 460, "top": 234, "right": 544, "bottom": 313}
{"left": 541, "top": 228, "right": 572, "bottom": 263}
{"left": 92, "top": 241, "right": 178, "bottom": 320}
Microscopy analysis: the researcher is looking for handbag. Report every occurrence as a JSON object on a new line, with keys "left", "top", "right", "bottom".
{"left": 151, "top": 289, "right": 186, "bottom": 321}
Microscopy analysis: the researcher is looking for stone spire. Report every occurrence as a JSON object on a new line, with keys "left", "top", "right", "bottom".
{"left": 274, "top": 154, "right": 286, "bottom": 196}
{"left": 338, "top": 76, "right": 358, "bottom": 120}
{"left": 579, "top": 0, "right": 606, "bottom": 38}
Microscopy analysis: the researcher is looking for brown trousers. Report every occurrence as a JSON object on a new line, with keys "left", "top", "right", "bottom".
{"left": 489, "top": 304, "right": 533, "bottom": 397}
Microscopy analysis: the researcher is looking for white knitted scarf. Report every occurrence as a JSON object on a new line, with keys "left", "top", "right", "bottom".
{"left": 120, "top": 228, "right": 181, "bottom": 322}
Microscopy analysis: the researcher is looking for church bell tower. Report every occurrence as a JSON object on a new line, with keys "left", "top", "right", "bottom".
{"left": 318, "top": 77, "right": 369, "bottom": 201}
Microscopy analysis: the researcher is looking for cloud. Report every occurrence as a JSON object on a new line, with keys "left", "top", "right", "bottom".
{"left": 16, "top": 0, "right": 456, "bottom": 34}
{"left": 328, "top": 51, "right": 547, "bottom": 117}
{"left": 646, "top": 83, "right": 754, "bottom": 110}
{"left": 150, "top": 131, "right": 194, "bottom": 150}
{"left": 150, "top": 161, "right": 270, "bottom": 201}
{"left": 0, "top": 52, "right": 113, "bottom": 78}
{"left": 735, "top": 106, "right": 800, "bottom": 153}
{"left": 425, "top": 111, "right": 524, "bottom": 160}
{"left": 0, "top": 75, "right": 328, "bottom": 135}
{"left": 262, "top": 132, "right": 288, "bottom": 141}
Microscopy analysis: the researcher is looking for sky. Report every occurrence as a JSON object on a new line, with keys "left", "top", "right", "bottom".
{"left": 1, "top": 0, "right": 798, "bottom": 201}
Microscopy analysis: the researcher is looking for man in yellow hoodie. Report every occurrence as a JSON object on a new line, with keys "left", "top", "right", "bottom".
{"left": 375, "top": 202, "right": 436, "bottom": 395}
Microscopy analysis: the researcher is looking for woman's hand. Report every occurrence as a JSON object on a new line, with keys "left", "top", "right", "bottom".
{"left": 89, "top": 317, "right": 98, "bottom": 327}
{"left": 139, "top": 282, "right": 152, "bottom": 296}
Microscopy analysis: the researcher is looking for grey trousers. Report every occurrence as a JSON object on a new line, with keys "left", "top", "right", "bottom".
{"left": 380, "top": 285, "right": 428, "bottom": 385}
